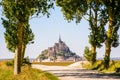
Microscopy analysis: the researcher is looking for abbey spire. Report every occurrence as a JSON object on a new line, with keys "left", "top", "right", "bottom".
{"left": 59, "top": 34, "right": 62, "bottom": 42}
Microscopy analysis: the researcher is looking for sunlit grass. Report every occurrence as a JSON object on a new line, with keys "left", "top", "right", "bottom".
{"left": 82, "top": 60, "right": 120, "bottom": 73}
{"left": 0, "top": 60, "right": 59, "bottom": 80}
{"left": 32, "top": 62, "right": 74, "bottom": 66}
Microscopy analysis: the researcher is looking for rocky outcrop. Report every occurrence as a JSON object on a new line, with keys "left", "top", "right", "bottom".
{"left": 35, "top": 36, "right": 81, "bottom": 62}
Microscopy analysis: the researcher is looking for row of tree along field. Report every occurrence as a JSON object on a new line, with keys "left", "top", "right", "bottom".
{"left": 0, "top": 0, "right": 119, "bottom": 75}
{"left": 56, "top": 0, "right": 120, "bottom": 68}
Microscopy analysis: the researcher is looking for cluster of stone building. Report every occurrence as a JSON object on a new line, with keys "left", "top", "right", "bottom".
{"left": 48, "top": 36, "right": 70, "bottom": 57}
{"left": 34, "top": 36, "right": 81, "bottom": 62}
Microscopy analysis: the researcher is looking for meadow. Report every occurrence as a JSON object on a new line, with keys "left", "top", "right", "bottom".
{"left": 83, "top": 60, "right": 120, "bottom": 73}
{"left": 32, "top": 61, "right": 74, "bottom": 66}
{"left": 0, "top": 60, "right": 59, "bottom": 80}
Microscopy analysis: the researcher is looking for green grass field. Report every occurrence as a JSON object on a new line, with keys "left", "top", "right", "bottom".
{"left": 83, "top": 60, "right": 120, "bottom": 73}
{"left": 0, "top": 60, "right": 59, "bottom": 80}
{"left": 32, "top": 62, "right": 74, "bottom": 66}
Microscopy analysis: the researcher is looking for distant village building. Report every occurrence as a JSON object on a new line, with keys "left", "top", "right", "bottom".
{"left": 34, "top": 35, "right": 82, "bottom": 62}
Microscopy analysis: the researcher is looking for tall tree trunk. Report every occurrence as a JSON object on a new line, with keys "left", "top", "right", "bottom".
{"left": 91, "top": 45, "right": 96, "bottom": 64}
{"left": 104, "top": 7, "right": 113, "bottom": 69}
{"left": 14, "top": 22, "right": 23, "bottom": 75}
{"left": 21, "top": 19, "right": 28, "bottom": 65}
{"left": 21, "top": 44, "right": 26, "bottom": 65}
{"left": 90, "top": 7, "right": 97, "bottom": 64}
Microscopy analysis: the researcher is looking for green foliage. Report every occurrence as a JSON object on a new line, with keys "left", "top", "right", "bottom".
{"left": 5, "top": 60, "right": 14, "bottom": 66}
{"left": 22, "top": 57, "right": 31, "bottom": 66}
{"left": 83, "top": 60, "right": 120, "bottom": 73}
{"left": 5, "top": 58, "right": 31, "bottom": 67}
{"left": 101, "top": 0, "right": 120, "bottom": 68}
{"left": 38, "top": 50, "right": 48, "bottom": 60}
{"left": 90, "top": 61, "right": 104, "bottom": 71}
{"left": 56, "top": 0, "right": 107, "bottom": 65}
{"left": 111, "top": 23, "right": 119, "bottom": 47}
{"left": 88, "top": 1, "right": 107, "bottom": 48}
{"left": 84, "top": 46, "right": 97, "bottom": 64}
{"left": 39, "top": 54, "right": 48, "bottom": 60}
{"left": 57, "top": 51, "right": 75, "bottom": 57}
{"left": 83, "top": 46, "right": 91, "bottom": 61}
{"left": 1, "top": 0, "right": 54, "bottom": 74}
{"left": 56, "top": 0, "right": 88, "bottom": 23}
{"left": 88, "top": 25, "right": 106, "bottom": 48}
{"left": 89, "top": 0, "right": 120, "bottom": 70}
{"left": 2, "top": 18, "right": 34, "bottom": 52}
{"left": 1, "top": 19, "right": 17, "bottom": 52}
{"left": 1, "top": 0, "right": 54, "bottom": 52}
{"left": 2, "top": 0, "right": 54, "bottom": 21}
{"left": 57, "top": 1, "right": 110, "bottom": 67}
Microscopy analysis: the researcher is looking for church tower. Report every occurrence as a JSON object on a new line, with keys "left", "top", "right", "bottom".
{"left": 59, "top": 35, "right": 62, "bottom": 42}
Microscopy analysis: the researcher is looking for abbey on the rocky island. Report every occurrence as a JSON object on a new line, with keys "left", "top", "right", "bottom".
{"left": 34, "top": 36, "right": 81, "bottom": 62}
{"left": 48, "top": 35, "right": 70, "bottom": 57}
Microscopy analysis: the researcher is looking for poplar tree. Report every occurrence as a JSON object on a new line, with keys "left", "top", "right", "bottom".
{"left": 1, "top": 0, "right": 54, "bottom": 74}
{"left": 2, "top": 18, "right": 34, "bottom": 65}
{"left": 56, "top": 0, "right": 106, "bottom": 64}
{"left": 100, "top": 0, "right": 120, "bottom": 68}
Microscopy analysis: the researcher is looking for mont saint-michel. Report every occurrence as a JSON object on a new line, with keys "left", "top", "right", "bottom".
{"left": 34, "top": 36, "right": 81, "bottom": 62}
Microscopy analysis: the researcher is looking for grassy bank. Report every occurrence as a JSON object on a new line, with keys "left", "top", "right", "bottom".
{"left": 32, "top": 62, "right": 74, "bottom": 66}
{"left": 0, "top": 60, "right": 59, "bottom": 80}
{"left": 83, "top": 60, "right": 120, "bottom": 73}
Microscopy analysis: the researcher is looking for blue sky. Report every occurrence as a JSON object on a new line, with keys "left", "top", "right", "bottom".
{"left": 0, "top": 6, "right": 120, "bottom": 59}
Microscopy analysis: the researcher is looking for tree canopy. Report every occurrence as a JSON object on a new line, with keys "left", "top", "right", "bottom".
{"left": 56, "top": 0, "right": 88, "bottom": 23}
{"left": 2, "top": 18, "right": 34, "bottom": 52}
{"left": 56, "top": 0, "right": 107, "bottom": 64}
{"left": 1, "top": 0, "right": 54, "bottom": 74}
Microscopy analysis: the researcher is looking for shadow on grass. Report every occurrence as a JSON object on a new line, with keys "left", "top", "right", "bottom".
{"left": 46, "top": 69, "right": 120, "bottom": 79}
